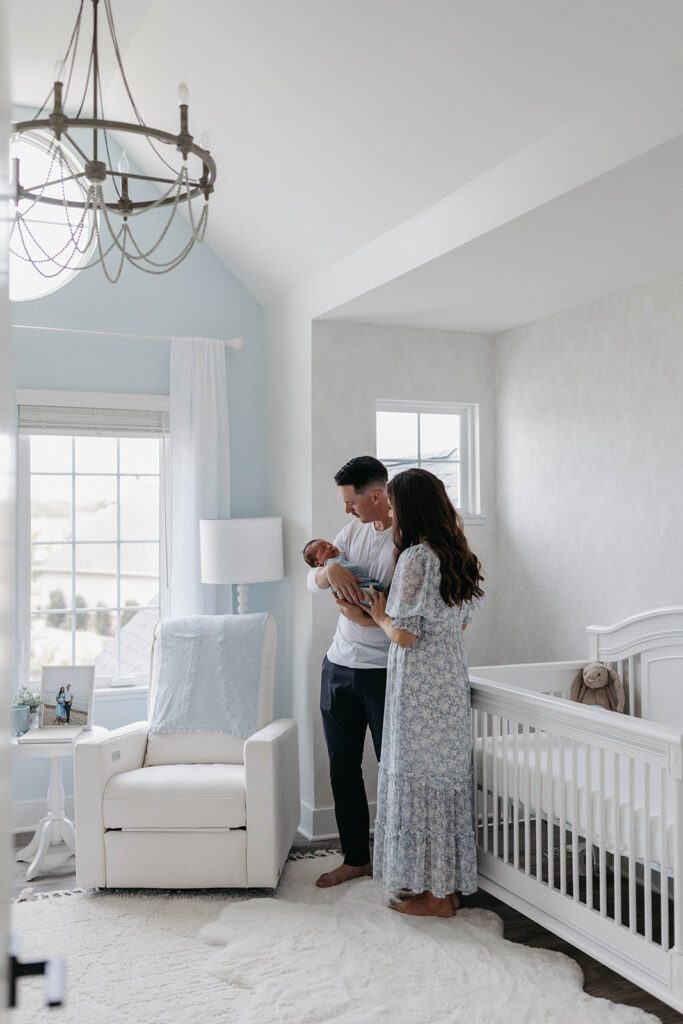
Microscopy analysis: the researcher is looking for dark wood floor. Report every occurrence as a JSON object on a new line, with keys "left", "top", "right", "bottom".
{"left": 11, "top": 833, "right": 682, "bottom": 1022}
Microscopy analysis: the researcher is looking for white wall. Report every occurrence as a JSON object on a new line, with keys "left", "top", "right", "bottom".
{"left": 308, "top": 319, "right": 497, "bottom": 835}
{"left": 495, "top": 271, "right": 683, "bottom": 663}
{"left": 267, "top": 264, "right": 683, "bottom": 841}
{"left": 0, "top": 8, "right": 14, "bottom": 1005}
{"left": 264, "top": 296, "right": 317, "bottom": 834}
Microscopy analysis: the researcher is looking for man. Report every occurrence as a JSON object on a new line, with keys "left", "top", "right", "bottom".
{"left": 307, "top": 456, "right": 395, "bottom": 887}
{"left": 64, "top": 683, "right": 73, "bottom": 724}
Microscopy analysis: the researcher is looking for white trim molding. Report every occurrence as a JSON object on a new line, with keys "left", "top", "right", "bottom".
{"left": 298, "top": 799, "right": 376, "bottom": 843}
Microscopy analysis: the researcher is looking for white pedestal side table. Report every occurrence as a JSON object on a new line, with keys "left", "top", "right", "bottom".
{"left": 12, "top": 726, "right": 108, "bottom": 881}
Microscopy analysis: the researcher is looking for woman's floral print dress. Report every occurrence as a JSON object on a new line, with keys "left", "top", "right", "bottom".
{"left": 373, "top": 543, "right": 479, "bottom": 898}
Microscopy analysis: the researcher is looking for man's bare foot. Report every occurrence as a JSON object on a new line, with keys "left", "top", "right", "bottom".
{"left": 390, "top": 891, "right": 456, "bottom": 917}
{"left": 450, "top": 893, "right": 461, "bottom": 912}
{"left": 315, "top": 862, "right": 372, "bottom": 888}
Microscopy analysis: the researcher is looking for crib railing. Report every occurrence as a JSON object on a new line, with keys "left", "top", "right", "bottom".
{"left": 470, "top": 677, "right": 683, "bottom": 964}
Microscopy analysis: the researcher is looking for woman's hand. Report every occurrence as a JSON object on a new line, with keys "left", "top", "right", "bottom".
{"left": 365, "top": 588, "right": 418, "bottom": 648}
{"left": 364, "top": 587, "right": 388, "bottom": 626}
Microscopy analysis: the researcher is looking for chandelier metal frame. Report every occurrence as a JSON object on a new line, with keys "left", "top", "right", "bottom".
{"left": 10, "top": 0, "right": 217, "bottom": 283}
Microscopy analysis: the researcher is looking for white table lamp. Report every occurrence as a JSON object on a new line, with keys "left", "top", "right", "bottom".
{"left": 199, "top": 517, "right": 284, "bottom": 614}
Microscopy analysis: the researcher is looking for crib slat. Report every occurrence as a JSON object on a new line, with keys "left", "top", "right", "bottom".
{"left": 502, "top": 717, "right": 509, "bottom": 865}
{"left": 559, "top": 736, "right": 567, "bottom": 896}
{"left": 661, "top": 765, "right": 669, "bottom": 950}
{"left": 482, "top": 712, "right": 489, "bottom": 854}
{"left": 492, "top": 715, "right": 499, "bottom": 859}
{"left": 572, "top": 739, "right": 579, "bottom": 902}
{"left": 628, "top": 656, "right": 636, "bottom": 716}
{"left": 512, "top": 721, "right": 520, "bottom": 871}
{"left": 674, "top": 778, "right": 683, "bottom": 959}
{"left": 585, "top": 742, "right": 593, "bottom": 911}
{"left": 613, "top": 752, "right": 622, "bottom": 927}
{"left": 535, "top": 728, "right": 542, "bottom": 883}
{"left": 644, "top": 762, "right": 652, "bottom": 942}
{"left": 598, "top": 747, "right": 606, "bottom": 917}
{"left": 472, "top": 709, "right": 480, "bottom": 845}
{"left": 628, "top": 758, "right": 636, "bottom": 933}
{"left": 524, "top": 724, "right": 531, "bottom": 876}
{"left": 547, "top": 731, "right": 555, "bottom": 891}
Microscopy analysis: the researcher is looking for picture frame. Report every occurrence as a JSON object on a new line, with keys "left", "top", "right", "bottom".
{"left": 39, "top": 665, "right": 95, "bottom": 730}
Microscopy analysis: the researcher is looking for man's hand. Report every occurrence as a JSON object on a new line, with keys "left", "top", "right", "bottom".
{"left": 334, "top": 596, "right": 375, "bottom": 626}
{"left": 325, "top": 562, "right": 365, "bottom": 605}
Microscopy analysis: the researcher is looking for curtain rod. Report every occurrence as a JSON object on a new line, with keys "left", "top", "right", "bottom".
{"left": 11, "top": 324, "right": 244, "bottom": 350}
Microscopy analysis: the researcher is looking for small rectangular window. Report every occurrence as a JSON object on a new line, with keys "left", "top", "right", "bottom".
{"left": 375, "top": 400, "right": 480, "bottom": 515}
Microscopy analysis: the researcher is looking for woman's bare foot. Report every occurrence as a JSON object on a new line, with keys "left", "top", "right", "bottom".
{"left": 315, "top": 862, "right": 372, "bottom": 888}
{"left": 390, "top": 891, "right": 456, "bottom": 917}
{"left": 393, "top": 888, "right": 420, "bottom": 900}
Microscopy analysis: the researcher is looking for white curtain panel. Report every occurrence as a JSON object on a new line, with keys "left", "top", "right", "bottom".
{"left": 169, "top": 338, "right": 232, "bottom": 616}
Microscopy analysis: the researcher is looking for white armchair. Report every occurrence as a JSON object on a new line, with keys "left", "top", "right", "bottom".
{"left": 75, "top": 613, "right": 299, "bottom": 889}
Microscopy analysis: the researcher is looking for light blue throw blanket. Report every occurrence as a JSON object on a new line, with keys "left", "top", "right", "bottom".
{"left": 149, "top": 614, "right": 268, "bottom": 737}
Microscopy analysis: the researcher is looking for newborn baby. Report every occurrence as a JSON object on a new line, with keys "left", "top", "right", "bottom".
{"left": 303, "top": 538, "right": 385, "bottom": 606}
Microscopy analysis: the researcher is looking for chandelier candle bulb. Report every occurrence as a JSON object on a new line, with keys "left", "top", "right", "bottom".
{"left": 117, "top": 150, "right": 130, "bottom": 175}
{"left": 177, "top": 82, "right": 190, "bottom": 105}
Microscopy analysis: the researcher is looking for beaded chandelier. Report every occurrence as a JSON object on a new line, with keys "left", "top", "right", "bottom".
{"left": 10, "top": 0, "right": 217, "bottom": 283}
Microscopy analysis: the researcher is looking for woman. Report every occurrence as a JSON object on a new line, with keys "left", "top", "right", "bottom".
{"left": 55, "top": 686, "right": 66, "bottom": 724}
{"left": 366, "top": 468, "right": 484, "bottom": 918}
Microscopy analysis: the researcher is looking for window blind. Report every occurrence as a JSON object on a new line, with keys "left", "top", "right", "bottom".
{"left": 18, "top": 402, "right": 169, "bottom": 437}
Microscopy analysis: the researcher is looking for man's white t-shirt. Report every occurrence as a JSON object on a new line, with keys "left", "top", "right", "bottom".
{"left": 307, "top": 518, "right": 396, "bottom": 669}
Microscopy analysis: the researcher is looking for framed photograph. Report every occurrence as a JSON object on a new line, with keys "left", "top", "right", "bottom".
{"left": 39, "top": 665, "right": 95, "bottom": 730}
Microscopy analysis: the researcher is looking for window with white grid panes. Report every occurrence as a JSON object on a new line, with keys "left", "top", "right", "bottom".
{"left": 27, "top": 434, "right": 162, "bottom": 685}
{"left": 375, "top": 401, "right": 479, "bottom": 514}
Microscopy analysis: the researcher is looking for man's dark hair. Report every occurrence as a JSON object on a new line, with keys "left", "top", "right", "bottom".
{"left": 334, "top": 456, "right": 388, "bottom": 492}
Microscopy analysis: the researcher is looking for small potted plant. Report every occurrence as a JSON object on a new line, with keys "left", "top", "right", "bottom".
{"left": 13, "top": 686, "right": 42, "bottom": 730}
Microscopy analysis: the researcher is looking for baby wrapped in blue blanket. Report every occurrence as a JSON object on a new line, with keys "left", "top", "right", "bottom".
{"left": 303, "top": 538, "right": 384, "bottom": 608}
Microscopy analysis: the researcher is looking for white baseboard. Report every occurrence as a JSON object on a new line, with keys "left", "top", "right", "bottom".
{"left": 298, "top": 799, "right": 376, "bottom": 843}
{"left": 12, "top": 796, "right": 75, "bottom": 835}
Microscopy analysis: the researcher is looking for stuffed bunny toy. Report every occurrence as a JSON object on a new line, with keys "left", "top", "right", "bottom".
{"left": 569, "top": 662, "right": 625, "bottom": 712}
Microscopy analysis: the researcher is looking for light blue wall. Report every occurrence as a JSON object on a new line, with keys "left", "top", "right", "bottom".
{"left": 11, "top": 132, "right": 270, "bottom": 822}
{"left": 12, "top": 234, "right": 266, "bottom": 516}
{"left": 12, "top": 103, "right": 265, "bottom": 514}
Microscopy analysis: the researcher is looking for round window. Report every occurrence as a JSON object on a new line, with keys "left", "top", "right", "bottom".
{"left": 9, "top": 131, "right": 96, "bottom": 302}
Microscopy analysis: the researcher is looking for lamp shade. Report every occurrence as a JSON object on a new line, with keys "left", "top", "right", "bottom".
{"left": 200, "top": 517, "right": 284, "bottom": 585}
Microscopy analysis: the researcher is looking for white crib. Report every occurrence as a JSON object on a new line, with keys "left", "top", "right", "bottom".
{"left": 469, "top": 607, "right": 683, "bottom": 1013}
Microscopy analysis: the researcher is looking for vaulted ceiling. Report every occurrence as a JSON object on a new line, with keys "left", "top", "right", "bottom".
{"left": 9, "top": 1, "right": 683, "bottom": 329}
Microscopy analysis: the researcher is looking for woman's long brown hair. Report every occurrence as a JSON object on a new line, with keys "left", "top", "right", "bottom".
{"left": 388, "top": 468, "right": 484, "bottom": 606}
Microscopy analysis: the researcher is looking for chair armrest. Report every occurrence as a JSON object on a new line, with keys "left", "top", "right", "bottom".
{"left": 244, "top": 719, "right": 300, "bottom": 887}
{"left": 75, "top": 722, "right": 149, "bottom": 888}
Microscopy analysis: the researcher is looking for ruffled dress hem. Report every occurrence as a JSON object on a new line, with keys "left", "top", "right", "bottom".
{"left": 373, "top": 766, "right": 478, "bottom": 899}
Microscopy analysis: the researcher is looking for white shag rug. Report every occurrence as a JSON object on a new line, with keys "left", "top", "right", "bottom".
{"left": 11, "top": 853, "right": 657, "bottom": 1024}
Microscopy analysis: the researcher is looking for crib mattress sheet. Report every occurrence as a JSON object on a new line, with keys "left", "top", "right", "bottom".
{"left": 474, "top": 735, "right": 675, "bottom": 869}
